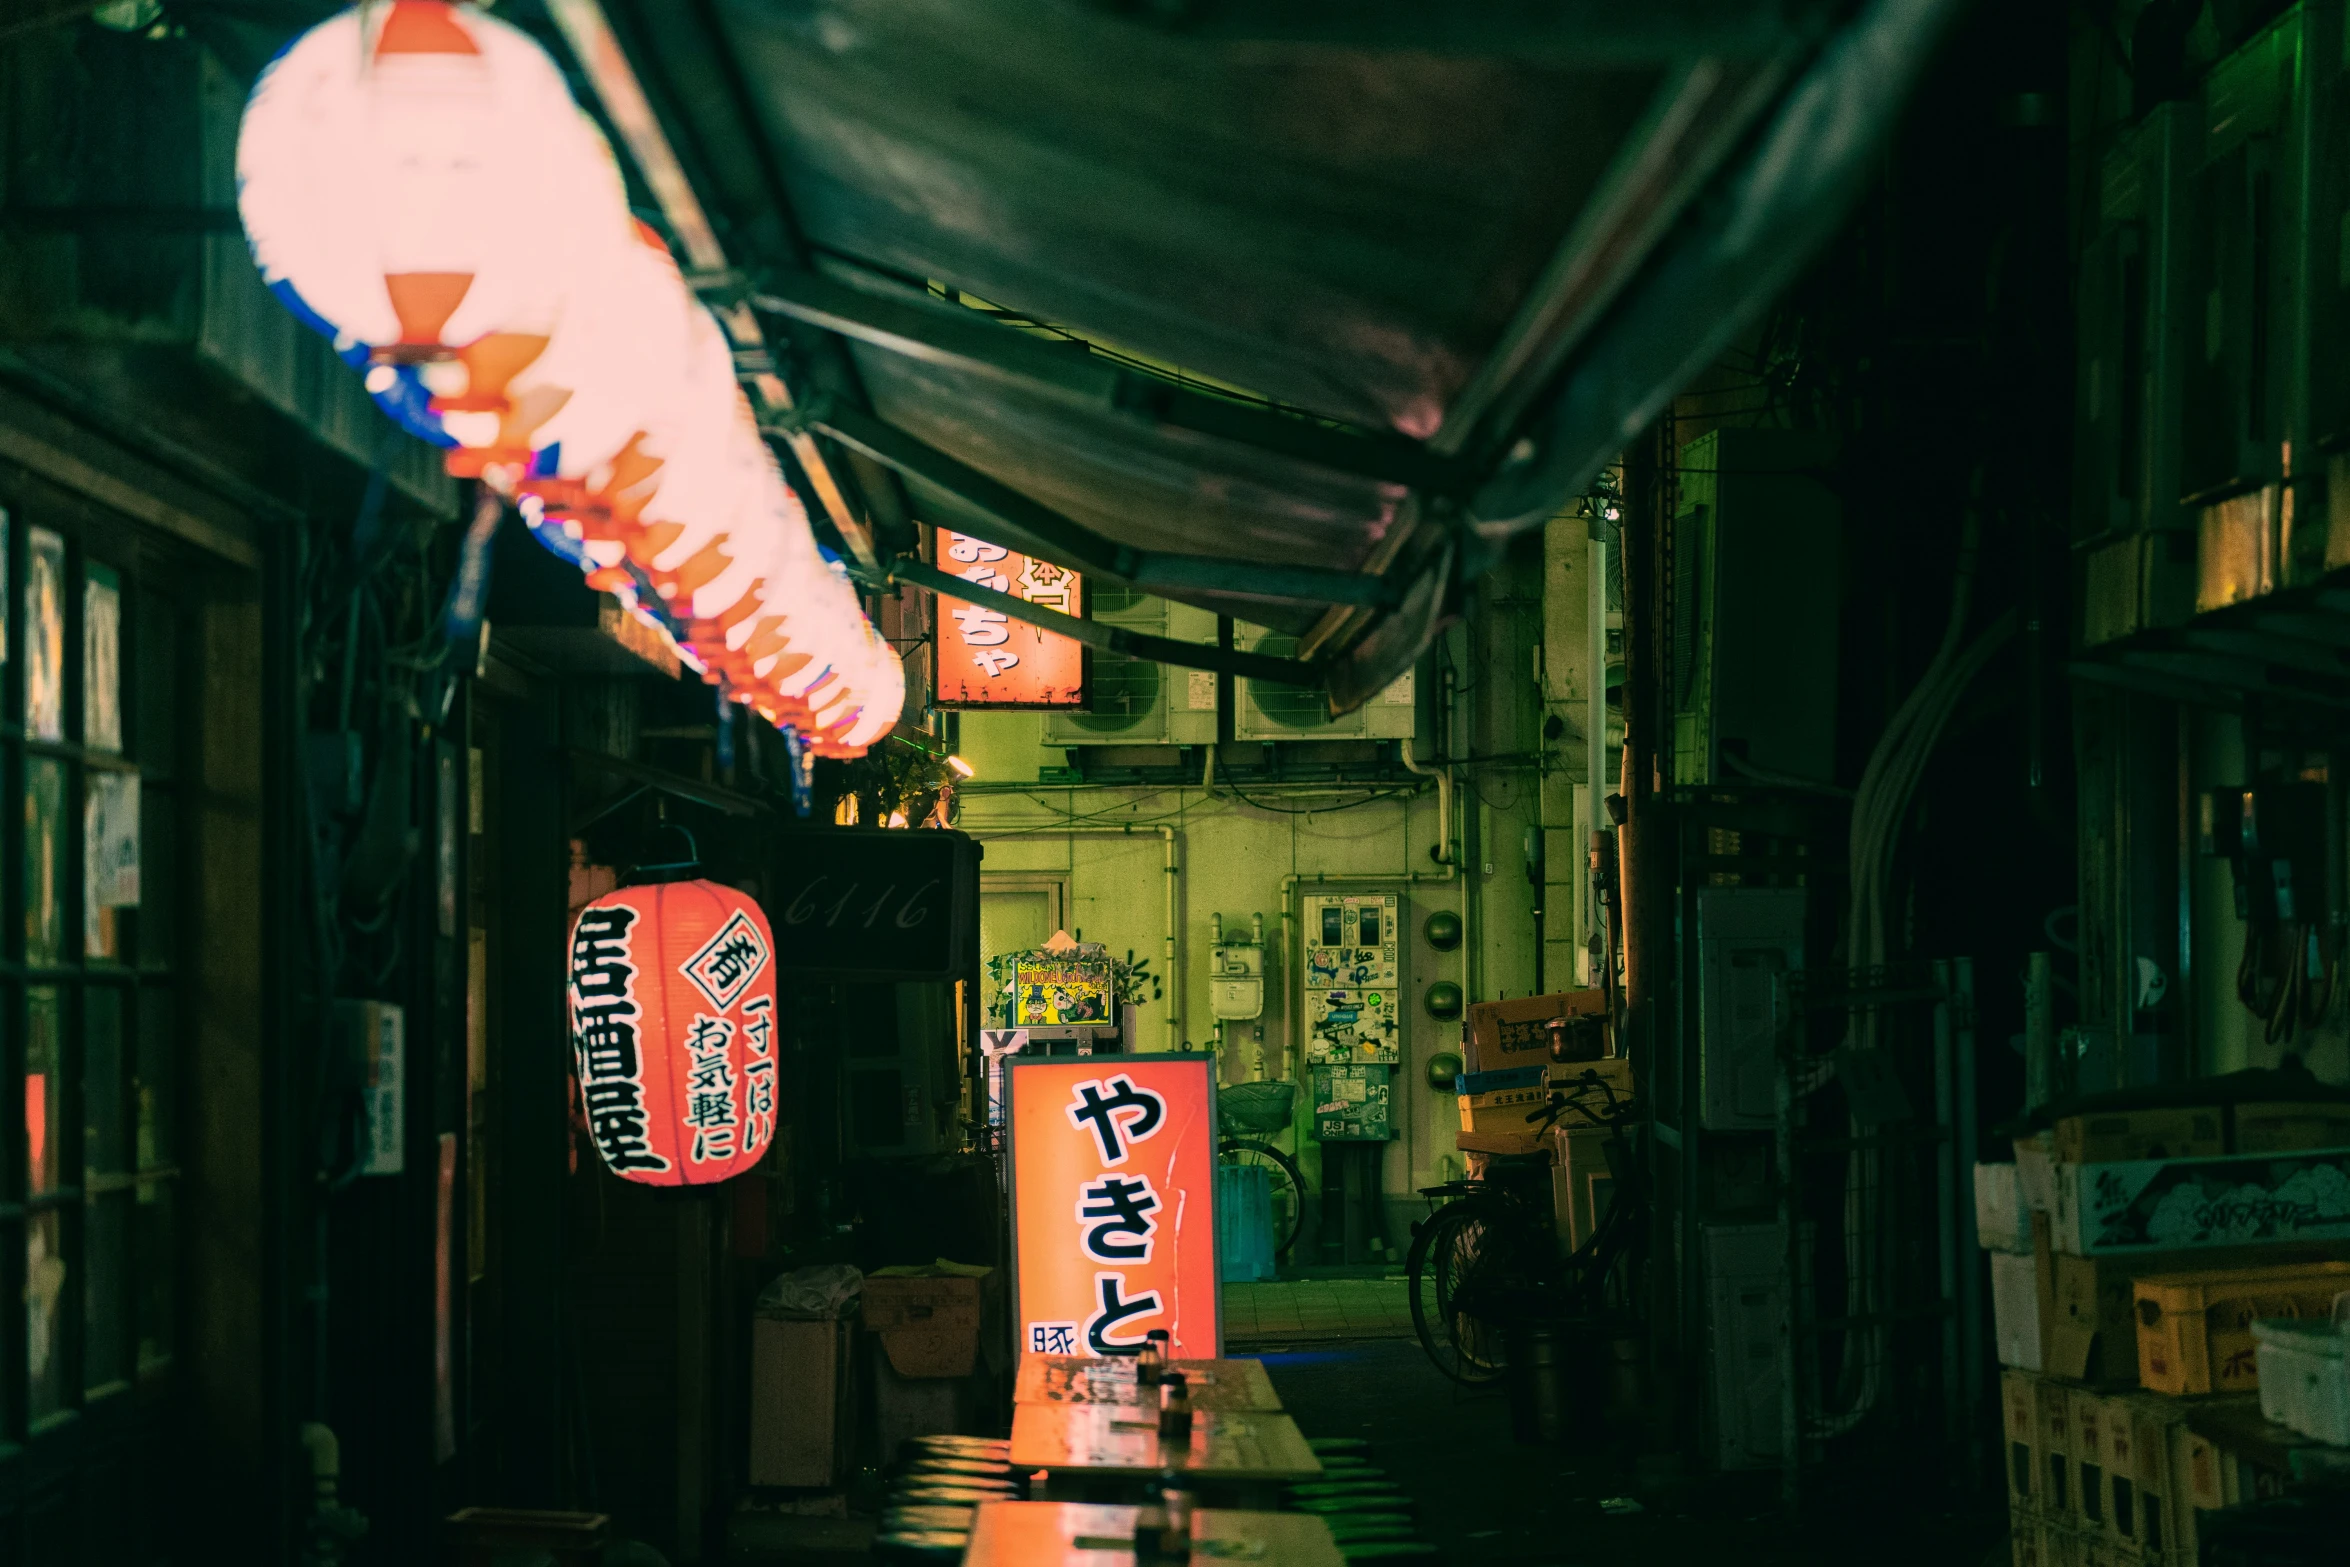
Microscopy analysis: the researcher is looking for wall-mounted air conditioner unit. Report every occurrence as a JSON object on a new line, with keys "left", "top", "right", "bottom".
{"left": 1043, "top": 589, "right": 1219, "bottom": 746}
{"left": 1232, "top": 626, "right": 1415, "bottom": 742}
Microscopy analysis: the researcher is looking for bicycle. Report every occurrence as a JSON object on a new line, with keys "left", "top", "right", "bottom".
{"left": 1406, "top": 1066, "right": 1645, "bottom": 1384}
{"left": 1216, "top": 1082, "right": 1306, "bottom": 1260}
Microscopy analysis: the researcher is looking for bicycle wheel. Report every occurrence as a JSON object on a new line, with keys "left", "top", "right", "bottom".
{"left": 1407, "top": 1201, "right": 1507, "bottom": 1385}
{"left": 1218, "top": 1138, "right": 1306, "bottom": 1259}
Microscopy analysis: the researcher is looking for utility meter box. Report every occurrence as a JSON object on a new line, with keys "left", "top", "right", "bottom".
{"left": 1210, "top": 942, "right": 1264, "bottom": 1020}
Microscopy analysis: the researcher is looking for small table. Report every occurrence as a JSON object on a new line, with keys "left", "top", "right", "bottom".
{"left": 964, "top": 1501, "right": 1343, "bottom": 1567}
{"left": 1014, "top": 1355, "right": 1284, "bottom": 1412}
{"left": 1009, "top": 1403, "right": 1323, "bottom": 1509}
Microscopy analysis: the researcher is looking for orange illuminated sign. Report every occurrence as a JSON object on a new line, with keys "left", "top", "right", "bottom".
{"left": 1007, "top": 1054, "right": 1221, "bottom": 1359}
{"left": 932, "top": 529, "right": 1086, "bottom": 707}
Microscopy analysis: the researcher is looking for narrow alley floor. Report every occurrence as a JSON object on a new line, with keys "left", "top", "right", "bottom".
{"left": 730, "top": 1335, "right": 2009, "bottom": 1566}
{"left": 1258, "top": 1338, "right": 2006, "bottom": 1567}
{"left": 1222, "top": 1277, "right": 1416, "bottom": 1348}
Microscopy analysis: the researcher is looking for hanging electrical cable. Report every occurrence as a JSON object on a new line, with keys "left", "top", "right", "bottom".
{"left": 1805, "top": 497, "right": 2018, "bottom": 1439}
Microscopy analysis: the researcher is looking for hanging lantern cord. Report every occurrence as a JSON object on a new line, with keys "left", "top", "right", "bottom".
{"left": 631, "top": 821, "right": 704, "bottom": 880}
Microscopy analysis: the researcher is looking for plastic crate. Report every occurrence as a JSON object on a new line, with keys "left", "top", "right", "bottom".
{"left": 2253, "top": 1317, "right": 2350, "bottom": 1446}
{"left": 1217, "top": 1163, "right": 1277, "bottom": 1282}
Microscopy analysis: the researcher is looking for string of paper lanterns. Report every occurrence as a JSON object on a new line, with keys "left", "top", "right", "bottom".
{"left": 235, "top": 0, "right": 902, "bottom": 756}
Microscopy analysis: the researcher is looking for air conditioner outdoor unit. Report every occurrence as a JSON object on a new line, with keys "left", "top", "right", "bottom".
{"left": 1232, "top": 626, "right": 1414, "bottom": 742}
{"left": 1043, "top": 589, "right": 1219, "bottom": 746}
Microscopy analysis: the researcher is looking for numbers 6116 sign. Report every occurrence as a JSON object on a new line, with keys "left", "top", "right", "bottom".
{"left": 765, "top": 827, "right": 980, "bottom": 980}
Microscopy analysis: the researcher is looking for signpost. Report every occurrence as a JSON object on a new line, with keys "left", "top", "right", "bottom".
{"left": 1007, "top": 1054, "right": 1221, "bottom": 1360}
{"left": 931, "top": 528, "right": 1087, "bottom": 708}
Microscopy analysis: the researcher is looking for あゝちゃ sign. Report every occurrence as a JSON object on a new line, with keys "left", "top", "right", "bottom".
{"left": 1007, "top": 1054, "right": 1220, "bottom": 1359}
{"left": 930, "top": 528, "right": 1085, "bottom": 707}
{"left": 567, "top": 880, "right": 778, "bottom": 1185}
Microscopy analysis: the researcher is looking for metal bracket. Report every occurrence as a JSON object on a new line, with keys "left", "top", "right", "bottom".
{"left": 807, "top": 405, "right": 1396, "bottom": 610}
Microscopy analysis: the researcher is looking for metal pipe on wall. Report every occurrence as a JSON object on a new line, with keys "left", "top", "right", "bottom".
{"left": 962, "top": 825, "right": 1184, "bottom": 1050}
{"left": 1589, "top": 531, "right": 1610, "bottom": 977}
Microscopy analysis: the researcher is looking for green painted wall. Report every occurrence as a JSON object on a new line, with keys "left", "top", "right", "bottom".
{"left": 950, "top": 532, "right": 1583, "bottom": 1234}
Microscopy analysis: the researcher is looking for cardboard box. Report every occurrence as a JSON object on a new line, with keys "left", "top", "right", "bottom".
{"left": 2164, "top": 1418, "right": 2228, "bottom": 1565}
{"left": 2002, "top": 1368, "right": 2041, "bottom": 1517}
{"left": 1456, "top": 1126, "right": 1547, "bottom": 1157}
{"left": 1459, "top": 1090, "right": 1549, "bottom": 1136}
{"left": 2050, "top": 1251, "right": 2154, "bottom": 1386}
{"left": 862, "top": 1274, "right": 985, "bottom": 1378}
{"left": 1545, "top": 1056, "right": 1636, "bottom": 1107}
{"left": 1463, "top": 989, "right": 1607, "bottom": 1076}
{"left": 2066, "top": 1387, "right": 2113, "bottom": 1536}
{"left": 2015, "top": 1131, "right": 2058, "bottom": 1215}
{"left": 2051, "top": 1146, "right": 2350, "bottom": 1256}
{"left": 1457, "top": 1065, "right": 1545, "bottom": 1095}
{"left": 2133, "top": 1260, "right": 2350, "bottom": 1395}
{"left": 2053, "top": 1107, "right": 2223, "bottom": 1166}
{"left": 749, "top": 1316, "right": 856, "bottom": 1487}
{"left": 1979, "top": 1161, "right": 2032, "bottom": 1252}
{"left": 1994, "top": 1250, "right": 2045, "bottom": 1371}
{"left": 2045, "top": 1238, "right": 2342, "bottom": 1386}
{"left": 2073, "top": 1390, "right": 2181, "bottom": 1558}
{"left": 2232, "top": 1100, "right": 2350, "bottom": 1154}
{"left": 1551, "top": 1125, "right": 1618, "bottom": 1252}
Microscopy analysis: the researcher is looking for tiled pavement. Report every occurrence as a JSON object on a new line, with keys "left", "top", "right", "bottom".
{"left": 1221, "top": 1276, "right": 1415, "bottom": 1346}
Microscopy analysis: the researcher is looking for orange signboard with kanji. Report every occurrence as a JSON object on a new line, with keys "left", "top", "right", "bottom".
{"left": 1007, "top": 1054, "right": 1221, "bottom": 1359}
{"left": 931, "top": 529, "right": 1087, "bottom": 707}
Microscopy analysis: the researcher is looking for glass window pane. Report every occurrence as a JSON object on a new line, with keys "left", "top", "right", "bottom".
{"left": 136, "top": 781, "right": 173, "bottom": 972}
{"left": 135, "top": 586, "right": 175, "bottom": 781}
{"left": 86, "top": 1192, "right": 126, "bottom": 1391}
{"left": 136, "top": 1181, "right": 174, "bottom": 1371}
{"left": 27, "top": 1207, "right": 69, "bottom": 1419}
{"left": 86, "top": 987, "right": 124, "bottom": 1177}
{"left": 84, "top": 770, "right": 138, "bottom": 963}
{"left": 136, "top": 991, "right": 173, "bottom": 1172}
{"left": 28, "top": 986, "right": 61, "bottom": 1195}
{"left": 84, "top": 563, "right": 121, "bottom": 753}
{"left": 25, "top": 757, "right": 64, "bottom": 965}
{"left": 26, "top": 526, "right": 65, "bottom": 743}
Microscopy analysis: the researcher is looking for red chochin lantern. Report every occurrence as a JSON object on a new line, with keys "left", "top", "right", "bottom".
{"left": 567, "top": 880, "right": 778, "bottom": 1185}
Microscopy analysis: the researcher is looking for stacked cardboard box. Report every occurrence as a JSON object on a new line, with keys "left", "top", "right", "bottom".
{"left": 1983, "top": 1098, "right": 2350, "bottom": 1562}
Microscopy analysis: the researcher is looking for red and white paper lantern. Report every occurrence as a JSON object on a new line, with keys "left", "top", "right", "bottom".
{"left": 566, "top": 881, "right": 779, "bottom": 1186}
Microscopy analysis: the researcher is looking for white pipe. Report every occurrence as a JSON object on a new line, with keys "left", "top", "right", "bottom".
{"left": 1588, "top": 532, "right": 1609, "bottom": 970}
{"left": 963, "top": 825, "right": 1183, "bottom": 1050}
{"left": 1398, "top": 739, "right": 1455, "bottom": 867}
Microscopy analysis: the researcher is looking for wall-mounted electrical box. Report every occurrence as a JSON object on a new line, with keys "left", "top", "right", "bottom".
{"left": 1669, "top": 430, "right": 1840, "bottom": 790}
{"left": 1301, "top": 892, "right": 1401, "bottom": 1065}
{"left": 1696, "top": 887, "right": 1803, "bottom": 1132}
{"left": 1209, "top": 913, "right": 1266, "bottom": 1021}
{"left": 1704, "top": 1222, "right": 1788, "bottom": 1471}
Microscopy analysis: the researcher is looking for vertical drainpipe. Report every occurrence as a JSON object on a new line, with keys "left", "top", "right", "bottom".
{"left": 1589, "top": 531, "right": 1610, "bottom": 974}
{"left": 1164, "top": 827, "right": 1181, "bottom": 1051}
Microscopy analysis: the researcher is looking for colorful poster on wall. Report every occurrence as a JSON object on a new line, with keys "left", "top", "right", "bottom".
{"left": 931, "top": 528, "right": 1086, "bottom": 707}
{"left": 1008, "top": 1054, "right": 1220, "bottom": 1359}
{"left": 1302, "top": 892, "right": 1401, "bottom": 1065}
{"left": 1014, "top": 954, "right": 1114, "bottom": 1025}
